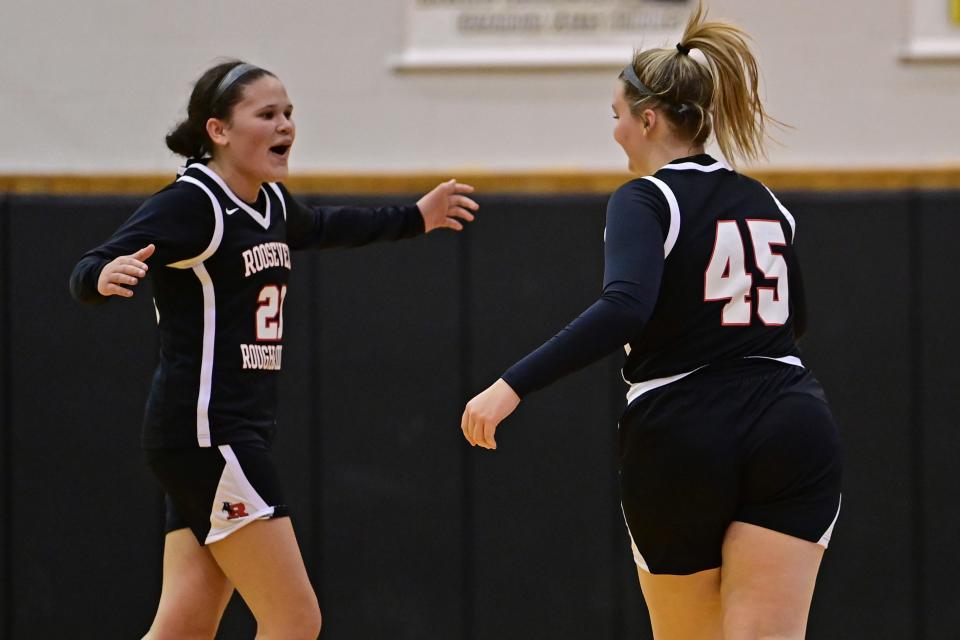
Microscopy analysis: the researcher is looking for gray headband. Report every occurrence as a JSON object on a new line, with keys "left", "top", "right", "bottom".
{"left": 212, "top": 63, "right": 260, "bottom": 106}
{"left": 621, "top": 64, "right": 653, "bottom": 96}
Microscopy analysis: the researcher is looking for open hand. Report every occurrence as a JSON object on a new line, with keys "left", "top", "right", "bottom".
{"left": 417, "top": 179, "right": 478, "bottom": 232}
{"left": 461, "top": 378, "right": 521, "bottom": 450}
{"left": 97, "top": 244, "right": 155, "bottom": 298}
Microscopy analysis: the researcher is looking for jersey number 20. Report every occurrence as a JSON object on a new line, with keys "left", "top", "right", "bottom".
{"left": 256, "top": 284, "right": 288, "bottom": 341}
{"left": 704, "top": 220, "right": 788, "bottom": 326}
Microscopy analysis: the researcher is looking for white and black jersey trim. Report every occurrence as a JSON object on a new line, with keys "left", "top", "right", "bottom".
{"left": 170, "top": 174, "right": 227, "bottom": 447}
{"left": 192, "top": 263, "right": 216, "bottom": 447}
{"left": 625, "top": 355, "right": 805, "bottom": 406}
{"left": 267, "top": 183, "right": 287, "bottom": 220}
{"left": 661, "top": 159, "right": 733, "bottom": 173}
{"left": 190, "top": 163, "right": 273, "bottom": 229}
{"left": 642, "top": 176, "right": 681, "bottom": 258}
{"left": 168, "top": 176, "right": 224, "bottom": 269}
{"left": 762, "top": 185, "right": 797, "bottom": 242}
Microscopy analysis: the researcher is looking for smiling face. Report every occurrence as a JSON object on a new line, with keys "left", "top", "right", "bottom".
{"left": 207, "top": 75, "right": 295, "bottom": 186}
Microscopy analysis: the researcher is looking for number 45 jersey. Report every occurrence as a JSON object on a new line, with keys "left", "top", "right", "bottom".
{"left": 622, "top": 154, "right": 804, "bottom": 385}
{"left": 70, "top": 163, "right": 423, "bottom": 448}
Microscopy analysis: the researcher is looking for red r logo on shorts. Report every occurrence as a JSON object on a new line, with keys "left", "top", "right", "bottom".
{"left": 223, "top": 501, "right": 249, "bottom": 519}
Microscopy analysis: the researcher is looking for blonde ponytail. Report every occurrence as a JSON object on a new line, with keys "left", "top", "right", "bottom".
{"left": 620, "top": 1, "right": 779, "bottom": 166}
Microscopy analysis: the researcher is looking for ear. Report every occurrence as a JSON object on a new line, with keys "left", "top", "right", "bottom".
{"left": 206, "top": 117, "right": 229, "bottom": 149}
{"left": 640, "top": 108, "right": 658, "bottom": 133}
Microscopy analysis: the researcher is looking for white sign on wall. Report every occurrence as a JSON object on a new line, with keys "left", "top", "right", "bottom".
{"left": 902, "top": 0, "right": 960, "bottom": 60}
{"left": 392, "top": 0, "right": 693, "bottom": 69}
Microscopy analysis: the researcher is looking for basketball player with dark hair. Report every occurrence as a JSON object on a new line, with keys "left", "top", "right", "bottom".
{"left": 70, "top": 60, "right": 478, "bottom": 639}
{"left": 461, "top": 5, "right": 841, "bottom": 639}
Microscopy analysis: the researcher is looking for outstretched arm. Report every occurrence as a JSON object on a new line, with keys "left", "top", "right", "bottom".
{"left": 460, "top": 180, "right": 669, "bottom": 449}
{"left": 285, "top": 180, "right": 478, "bottom": 249}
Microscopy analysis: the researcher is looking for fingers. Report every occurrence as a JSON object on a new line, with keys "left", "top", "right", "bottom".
{"left": 448, "top": 206, "right": 476, "bottom": 222}
{"left": 120, "top": 258, "right": 149, "bottom": 274}
{"left": 133, "top": 243, "right": 156, "bottom": 261}
{"left": 462, "top": 414, "right": 497, "bottom": 449}
{"left": 454, "top": 195, "right": 479, "bottom": 211}
{"left": 436, "top": 180, "right": 475, "bottom": 195}
{"left": 462, "top": 406, "right": 494, "bottom": 449}
{"left": 472, "top": 419, "right": 496, "bottom": 450}
{"left": 111, "top": 263, "right": 147, "bottom": 285}
{"left": 102, "top": 282, "right": 134, "bottom": 298}
{"left": 461, "top": 409, "right": 474, "bottom": 446}
{"left": 98, "top": 248, "right": 152, "bottom": 297}
{"left": 482, "top": 422, "right": 497, "bottom": 450}
{"left": 117, "top": 263, "right": 147, "bottom": 279}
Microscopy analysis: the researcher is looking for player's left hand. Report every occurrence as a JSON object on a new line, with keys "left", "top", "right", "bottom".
{"left": 417, "top": 179, "right": 478, "bottom": 232}
{"left": 461, "top": 378, "right": 521, "bottom": 450}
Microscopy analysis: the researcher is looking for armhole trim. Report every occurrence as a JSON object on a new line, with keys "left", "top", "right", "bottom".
{"left": 268, "top": 183, "right": 287, "bottom": 220}
{"left": 167, "top": 176, "right": 224, "bottom": 269}
{"left": 763, "top": 184, "right": 797, "bottom": 243}
{"left": 641, "top": 176, "right": 681, "bottom": 258}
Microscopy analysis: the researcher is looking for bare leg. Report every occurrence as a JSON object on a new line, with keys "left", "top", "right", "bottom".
{"left": 143, "top": 528, "right": 234, "bottom": 640}
{"left": 636, "top": 566, "right": 723, "bottom": 640}
{"left": 721, "top": 521, "right": 824, "bottom": 640}
{"left": 207, "top": 517, "right": 321, "bottom": 639}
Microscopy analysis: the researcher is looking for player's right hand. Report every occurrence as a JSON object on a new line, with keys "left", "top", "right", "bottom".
{"left": 97, "top": 244, "right": 155, "bottom": 298}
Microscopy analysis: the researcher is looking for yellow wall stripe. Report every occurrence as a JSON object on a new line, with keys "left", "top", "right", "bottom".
{"left": 1, "top": 167, "right": 959, "bottom": 195}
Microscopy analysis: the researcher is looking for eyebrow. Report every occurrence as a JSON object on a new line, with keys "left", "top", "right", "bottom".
{"left": 255, "top": 103, "right": 293, "bottom": 111}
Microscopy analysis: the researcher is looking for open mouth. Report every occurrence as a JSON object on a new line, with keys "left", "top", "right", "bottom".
{"left": 270, "top": 144, "right": 291, "bottom": 157}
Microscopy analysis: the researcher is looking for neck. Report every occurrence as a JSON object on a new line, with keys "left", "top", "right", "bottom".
{"left": 640, "top": 140, "right": 705, "bottom": 175}
{"left": 207, "top": 159, "right": 261, "bottom": 203}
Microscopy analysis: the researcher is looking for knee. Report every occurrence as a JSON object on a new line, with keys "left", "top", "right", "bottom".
{"left": 260, "top": 603, "right": 322, "bottom": 639}
{"left": 724, "top": 631, "right": 801, "bottom": 640}
{"left": 305, "top": 605, "right": 323, "bottom": 638}
{"left": 292, "top": 600, "right": 322, "bottom": 638}
{"left": 142, "top": 622, "right": 218, "bottom": 640}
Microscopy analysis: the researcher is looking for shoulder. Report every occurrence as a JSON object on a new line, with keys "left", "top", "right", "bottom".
{"left": 609, "top": 178, "right": 670, "bottom": 212}
{"left": 141, "top": 179, "right": 214, "bottom": 212}
{"left": 127, "top": 179, "right": 219, "bottom": 232}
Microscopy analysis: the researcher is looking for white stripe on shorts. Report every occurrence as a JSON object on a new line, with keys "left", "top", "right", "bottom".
{"left": 620, "top": 503, "right": 650, "bottom": 572}
{"left": 204, "top": 445, "right": 276, "bottom": 544}
{"left": 817, "top": 495, "right": 842, "bottom": 548}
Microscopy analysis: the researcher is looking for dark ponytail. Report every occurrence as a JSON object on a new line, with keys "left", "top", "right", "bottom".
{"left": 165, "top": 60, "right": 275, "bottom": 159}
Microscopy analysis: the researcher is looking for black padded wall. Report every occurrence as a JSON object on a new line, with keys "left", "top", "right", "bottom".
{"left": 786, "top": 192, "right": 917, "bottom": 639}
{"left": 917, "top": 192, "right": 960, "bottom": 639}
{"left": 307, "top": 195, "right": 466, "bottom": 639}
{"left": 0, "top": 187, "right": 957, "bottom": 638}
{"left": 0, "top": 194, "right": 9, "bottom": 637}
{"left": 465, "top": 195, "right": 638, "bottom": 640}
{"left": 6, "top": 196, "right": 163, "bottom": 638}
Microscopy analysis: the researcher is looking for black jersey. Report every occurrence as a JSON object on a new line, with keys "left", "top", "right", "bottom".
{"left": 70, "top": 163, "right": 423, "bottom": 448}
{"left": 621, "top": 154, "right": 802, "bottom": 383}
{"left": 502, "top": 154, "right": 803, "bottom": 397}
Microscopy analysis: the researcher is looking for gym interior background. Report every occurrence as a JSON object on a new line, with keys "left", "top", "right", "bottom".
{"left": 1, "top": 0, "right": 958, "bottom": 638}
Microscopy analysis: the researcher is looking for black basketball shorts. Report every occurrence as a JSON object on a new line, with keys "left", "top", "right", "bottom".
{"left": 144, "top": 441, "right": 289, "bottom": 546}
{"left": 619, "top": 360, "right": 842, "bottom": 575}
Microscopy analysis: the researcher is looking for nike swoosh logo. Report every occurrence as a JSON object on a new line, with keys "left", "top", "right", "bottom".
{"left": 225, "top": 207, "right": 239, "bottom": 215}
